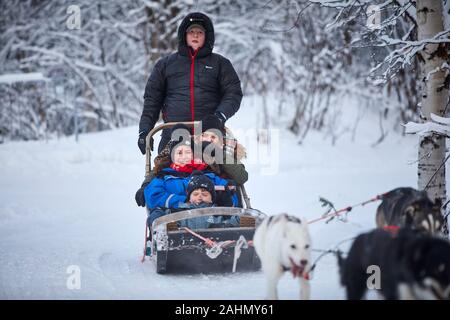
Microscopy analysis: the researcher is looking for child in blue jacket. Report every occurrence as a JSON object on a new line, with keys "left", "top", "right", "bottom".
{"left": 144, "top": 139, "right": 239, "bottom": 228}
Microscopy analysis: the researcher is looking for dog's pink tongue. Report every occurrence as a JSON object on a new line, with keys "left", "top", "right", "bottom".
{"left": 291, "top": 265, "right": 304, "bottom": 278}
{"left": 291, "top": 266, "right": 298, "bottom": 278}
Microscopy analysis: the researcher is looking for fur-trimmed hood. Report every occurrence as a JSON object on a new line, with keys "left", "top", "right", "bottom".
{"left": 235, "top": 142, "right": 247, "bottom": 160}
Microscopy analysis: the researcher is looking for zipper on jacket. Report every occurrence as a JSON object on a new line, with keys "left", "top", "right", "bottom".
{"left": 189, "top": 48, "right": 199, "bottom": 122}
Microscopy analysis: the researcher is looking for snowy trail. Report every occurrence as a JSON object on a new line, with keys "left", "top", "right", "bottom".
{"left": 0, "top": 98, "right": 428, "bottom": 299}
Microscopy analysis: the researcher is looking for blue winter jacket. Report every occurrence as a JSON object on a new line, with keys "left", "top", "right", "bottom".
{"left": 144, "top": 168, "right": 239, "bottom": 209}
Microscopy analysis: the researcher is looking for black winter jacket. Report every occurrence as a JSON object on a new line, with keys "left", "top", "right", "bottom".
{"left": 139, "top": 12, "right": 243, "bottom": 135}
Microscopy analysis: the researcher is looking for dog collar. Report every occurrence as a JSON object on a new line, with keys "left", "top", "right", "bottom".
{"left": 383, "top": 225, "right": 400, "bottom": 236}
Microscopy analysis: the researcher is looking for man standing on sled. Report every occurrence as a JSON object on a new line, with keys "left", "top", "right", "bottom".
{"left": 137, "top": 11, "right": 243, "bottom": 155}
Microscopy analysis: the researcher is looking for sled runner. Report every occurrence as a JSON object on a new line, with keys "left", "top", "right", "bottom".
{"left": 141, "top": 122, "right": 266, "bottom": 274}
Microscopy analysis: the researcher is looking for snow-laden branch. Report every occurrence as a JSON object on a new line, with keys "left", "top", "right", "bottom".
{"left": 393, "top": 0, "right": 417, "bottom": 24}
{"left": 404, "top": 113, "right": 450, "bottom": 138}
{"left": 369, "top": 29, "right": 450, "bottom": 81}
{"left": 20, "top": 45, "right": 104, "bottom": 110}
{"left": 106, "top": 66, "right": 143, "bottom": 104}
{"left": 46, "top": 31, "right": 102, "bottom": 55}
{"left": 309, "top": 0, "right": 373, "bottom": 8}
{"left": 0, "top": 72, "right": 49, "bottom": 84}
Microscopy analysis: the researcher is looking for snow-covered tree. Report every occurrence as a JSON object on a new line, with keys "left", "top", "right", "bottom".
{"left": 309, "top": 0, "right": 450, "bottom": 233}
{"left": 0, "top": 0, "right": 187, "bottom": 141}
{"left": 416, "top": 0, "right": 449, "bottom": 234}
{"left": 2, "top": 0, "right": 447, "bottom": 149}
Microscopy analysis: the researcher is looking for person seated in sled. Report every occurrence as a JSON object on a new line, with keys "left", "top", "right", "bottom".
{"left": 135, "top": 119, "right": 247, "bottom": 207}
{"left": 147, "top": 172, "right": 240, "bottom": 229}
{"left": 194, "top": 114, "right": 247, "bottom": 184}
{"left": 143, "top": 132, "right": 239, "bottom": 230}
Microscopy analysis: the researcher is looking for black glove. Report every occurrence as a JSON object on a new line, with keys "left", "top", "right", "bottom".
{"left": 214, "top": 111, "right": 227, "bottom": 125}
{"left": 135, "top": 181, "right": 150, "bottom": 207}
{"left": 215, "top": 190, "right": 233, "bottom": 207}
{"left": 138, "top": 131, "right": 148, "bottom": 155}
{"left": 135, "top": 186, "right": 146, "bottom": 207}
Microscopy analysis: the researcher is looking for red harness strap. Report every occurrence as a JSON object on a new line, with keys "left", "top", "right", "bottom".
{"left": 383, "top": 225, "right": 400, "bottom": 236}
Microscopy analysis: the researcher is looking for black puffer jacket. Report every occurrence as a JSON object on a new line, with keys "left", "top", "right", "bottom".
{"left": 139, "top": 12, "right": 243, "bottom": 136}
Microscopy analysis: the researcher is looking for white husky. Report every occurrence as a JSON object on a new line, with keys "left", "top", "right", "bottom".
{"left": 253, "top": 213, "right": 312, "bottom": 300}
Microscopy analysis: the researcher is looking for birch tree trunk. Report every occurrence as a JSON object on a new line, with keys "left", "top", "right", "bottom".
{"left": 416, "top": 0, "right": 449, "bottom": 235}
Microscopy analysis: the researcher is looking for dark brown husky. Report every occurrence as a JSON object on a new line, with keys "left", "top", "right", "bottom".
{"left": 376, "top": 187, "right": 443, "bottom": 235}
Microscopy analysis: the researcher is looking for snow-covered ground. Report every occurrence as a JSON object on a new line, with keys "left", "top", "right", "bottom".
{"left": 0, "top": 95, "right": 431, "bottom": 299}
